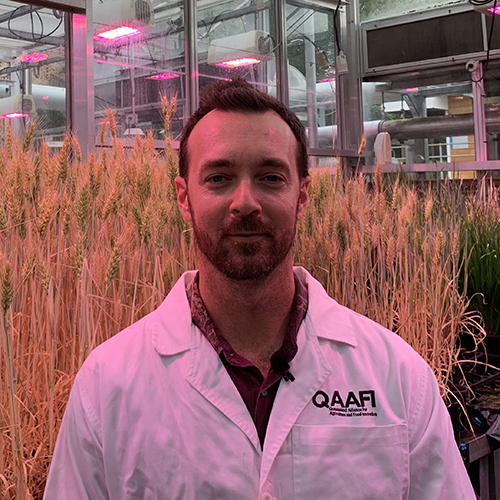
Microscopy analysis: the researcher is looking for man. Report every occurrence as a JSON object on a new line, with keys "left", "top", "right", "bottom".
{"left": 44, "top": 79, "right": 475, "bottom": 499}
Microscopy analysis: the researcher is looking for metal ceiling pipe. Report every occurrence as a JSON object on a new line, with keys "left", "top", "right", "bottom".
{"left": 380, "top": 111, "right": 500, "bottom": 141}
{"left": 317, "top": 120, "right": 380, "bottom": 149}
{"left": 317, "top": 112, "right": 500, "bottom": 149}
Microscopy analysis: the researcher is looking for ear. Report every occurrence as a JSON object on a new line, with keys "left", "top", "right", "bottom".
{"left": 175, "top": 176, "right": 192, "bottom": 222}
{"left": 296, "top": 176, "right": 311, "bottom": 221}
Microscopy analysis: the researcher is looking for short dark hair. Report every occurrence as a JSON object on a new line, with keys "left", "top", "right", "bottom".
{"left": 178, "top": 78, "right": 309, "bottom": 180}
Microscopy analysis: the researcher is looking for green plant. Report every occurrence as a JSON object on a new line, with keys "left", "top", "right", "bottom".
{"left": 461, "top": 204, "right": 500, "bottom": 336}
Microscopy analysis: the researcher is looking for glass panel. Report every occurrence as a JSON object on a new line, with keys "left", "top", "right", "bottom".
{"left": 363, "top": 78, "right": 475, "bottom": 172}
{"left": 286, "top": 1, "right": 337, "bottom": 149}
{"left": 0, "top": 1, "right": 66, "bottom": 143}
{"left": 360, "top": 0, "right": 468, "bottom": 22}
{"left": 484, "top": 67, "right": 500, "bottom": 171}
{"left": 197, "top": 0, "right": 274, "bottom": 95}
{"left": 93, "top": 0, "right": 185, "bottom": 142}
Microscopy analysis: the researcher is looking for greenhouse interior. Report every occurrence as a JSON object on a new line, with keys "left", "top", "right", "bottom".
{"left": 1, "top": 0, "right": 500, "bottom": 498}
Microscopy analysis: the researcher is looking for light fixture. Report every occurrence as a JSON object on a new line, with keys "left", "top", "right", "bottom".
{"left": 17, "top": 52, "right": 48, "bottom": 63}
{"left": 123, "top": 127, "right": 145, "bottom": 136}
{"left": 217, "top": 57, "right": 261, "bottom": 67}
{"left": 2, "top": 112, "right": 28, "bottom": 118}
{"left": 147, "top": 72, "right": 179, "bottom": 80}
{"left": 0, "top": 94, "right": 35, "bottom": 118}
{"left": 472, "top": 1, "right": 500, "bottom": 15}
{"left": 94, "top": 25, "right": 141, "bottom": 41}
{"left": 207, "top": 30, "right": 273, "bottom": 67}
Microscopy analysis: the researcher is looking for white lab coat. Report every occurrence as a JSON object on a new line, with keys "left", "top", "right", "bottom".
{"left": 44, "top": 267, "right": 476, "bottom": 500}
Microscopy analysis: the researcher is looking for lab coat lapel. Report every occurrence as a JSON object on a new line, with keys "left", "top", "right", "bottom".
{"left": 259, "top": 317, "right": 332, "bottom": 489}
{"left": 185, "top": 327, "right": 262, "bottom": 453}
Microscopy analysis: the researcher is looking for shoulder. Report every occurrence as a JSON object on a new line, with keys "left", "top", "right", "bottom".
{"left": 76, "top": 271, "right": 197, "bottom": 385}
{"left": 296, "top": 267, "right": 431, "bottom": 418}
{"left": 296, "top": 266, "right": 425, "bottom": 367}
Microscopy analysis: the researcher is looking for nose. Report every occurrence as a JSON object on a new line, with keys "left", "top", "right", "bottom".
{"left": 230, "top": 180, "right": 261, "bottom": 217}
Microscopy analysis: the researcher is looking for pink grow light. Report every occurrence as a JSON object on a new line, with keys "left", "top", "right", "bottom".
{"left": 216, "top": 57, "right": 260, "bottom": 67}
{"left": 2, "top": 112, "right": 28, "bottom": 118}
{"left": 17, "top": 52, "right": 48, "bottom": 63}
{"left": 403, "top": 87, "right": 419, "bottom": 92}
{"left": 488, "top": 6, "right": 500, "bottom": 14}
{"left": 320, "top": 77, "right": 335, "bottom": 82}
{"left": 95, "top": 26, "right": 141, "bottom": 41}
{"left": 147, "top": 72, "right": 179, "bottom": 80}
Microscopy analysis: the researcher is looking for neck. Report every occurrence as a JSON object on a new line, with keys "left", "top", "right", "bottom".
{"left": 197, "top": 255, "right": 296, "bottom": 366}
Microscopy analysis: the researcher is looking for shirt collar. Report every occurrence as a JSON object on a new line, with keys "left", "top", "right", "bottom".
{"left": 186, "top": 271, "right": 308, "bottom": 364}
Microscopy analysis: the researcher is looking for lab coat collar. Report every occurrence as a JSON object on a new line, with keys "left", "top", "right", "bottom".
{"left": 293, "top": 266, "right": 358, "bottom": 347}
{"left": 152, "top": 267, "right": 358, "bottom": 356}
{"left": 152, "top": 271, "right": 198, "bottom": 356}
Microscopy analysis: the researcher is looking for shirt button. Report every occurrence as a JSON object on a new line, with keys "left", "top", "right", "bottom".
{"left": 261, "top": 494, "right": 275, "bottom": 500}
{"left": 261, "top": 389, "right": 268, "bottom": 397}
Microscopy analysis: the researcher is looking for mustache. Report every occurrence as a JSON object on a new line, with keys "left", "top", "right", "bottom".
{"left": 222, "top": 216, "right": 271, "bottom": 234}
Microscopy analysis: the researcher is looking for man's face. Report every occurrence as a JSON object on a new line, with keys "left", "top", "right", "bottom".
{"left": 175, "top": 110, "right": 310, "bottom": 281}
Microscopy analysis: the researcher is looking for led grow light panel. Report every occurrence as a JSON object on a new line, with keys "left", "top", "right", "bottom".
{"left": 95, "top": 26, "right": 141, "bottom": 41}
{"left": 147, "top": 72, "right": 179, "bottom": 80}
{"left": 1, "top": 112, "right": 28, "bottom": 118}
{"left": 216, "top": 57, "right": 261, "bottom": 67}
{"left": 17, "top": 52, "right": 48, "bottom": 63}
{"left": 207, "top": 30, "right": 273, "bottom": 67}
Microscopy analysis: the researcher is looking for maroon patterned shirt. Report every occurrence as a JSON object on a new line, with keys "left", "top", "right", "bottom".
{"left": 186, "top": 272, "right": 308, "bottom": 447}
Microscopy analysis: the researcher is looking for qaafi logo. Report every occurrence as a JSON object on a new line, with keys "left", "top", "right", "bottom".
{"left": 312, "top": 389, "right": 378, "bottom": 418}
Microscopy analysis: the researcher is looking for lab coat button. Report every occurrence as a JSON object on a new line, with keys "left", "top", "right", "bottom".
{"left": 261, "top": 493, "right": 275, "bottom": 500}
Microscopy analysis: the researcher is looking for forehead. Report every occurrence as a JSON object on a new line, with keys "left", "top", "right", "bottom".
{"left": 187, "top": 109, "right": 298, "bottom": 160}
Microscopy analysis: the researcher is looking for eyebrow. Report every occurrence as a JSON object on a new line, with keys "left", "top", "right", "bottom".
{"left": 200, "top": 157, "right": 292, "bottom": 173}
{"left": 199, "top": 159, "right": 234, "bottom": 173}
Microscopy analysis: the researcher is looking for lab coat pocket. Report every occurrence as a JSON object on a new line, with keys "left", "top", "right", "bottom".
{"left": 292, "top": 424, "right": 408, "bottom": 500}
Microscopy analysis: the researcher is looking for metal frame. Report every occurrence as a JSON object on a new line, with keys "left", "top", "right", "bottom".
{"left": 67, "top": 6, "right": 94, "bottom": 157}
{"left": 335, "top": 0, "right": 363, "bottom": 169}
{"left": 362, "top": 160, "right": 500, "bottom": 175}
{"left": 13, "top": 0, "right": 85, "bottom": 13}
{"left": 362, "top": 49, "right": 500, "bottom": 79}
{"left": 275, "top": 0, "right": 289, "bottom": 105}
{"left": 185, "top": 0, "right": 198, "bottom": 118}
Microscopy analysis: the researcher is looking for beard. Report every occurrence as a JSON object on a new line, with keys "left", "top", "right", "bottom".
{"left": 190, "top": 209, "right": 297, "bottom": 281}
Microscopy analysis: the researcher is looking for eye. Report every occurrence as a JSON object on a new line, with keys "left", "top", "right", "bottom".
{"left": 207, "top": 175, "right": 229, "bottom": 184}
{"left": 261, "top": 174, "right": 285, "bottom": 184}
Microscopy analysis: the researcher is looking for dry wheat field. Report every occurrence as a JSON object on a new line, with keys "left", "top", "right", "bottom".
{"left": 0, "top": 104, "right": 495, "bottom": 498}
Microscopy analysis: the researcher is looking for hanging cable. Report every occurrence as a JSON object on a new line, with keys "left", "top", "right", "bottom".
{"left": 8, "top": 5, "right": 63, "bottom": 43}
{"left": 483, "top": 0, "right": 498, "bottom": 76}
{"left": 333, "top": 0, "right": 342, "bottom": 54}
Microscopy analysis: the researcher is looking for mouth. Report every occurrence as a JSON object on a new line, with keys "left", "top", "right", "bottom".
{"left": 227, "top": 233, "right": 268, "bottom": 239}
